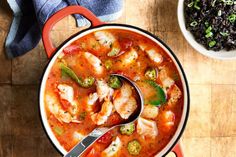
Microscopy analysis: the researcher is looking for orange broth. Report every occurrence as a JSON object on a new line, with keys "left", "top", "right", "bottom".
{"left": 44, "top": 29, "right": 184, "bottom": 157}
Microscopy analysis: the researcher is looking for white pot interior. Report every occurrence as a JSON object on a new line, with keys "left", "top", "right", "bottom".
{"left": 39, "top": 25, "right": 189, "bottom": 156}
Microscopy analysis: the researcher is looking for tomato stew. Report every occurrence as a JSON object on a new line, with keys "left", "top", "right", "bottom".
{"left": 44, "top": 29, "right": 184, "bottom": 157}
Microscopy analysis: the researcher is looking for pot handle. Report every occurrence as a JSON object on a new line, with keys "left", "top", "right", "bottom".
{"left": 172, "top": 143, "right": 184, "bottom": 157}
{"left": 42, "top": 6, "right": 104, "bottom": 58}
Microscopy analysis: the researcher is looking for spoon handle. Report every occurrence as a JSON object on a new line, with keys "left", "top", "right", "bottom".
{"left": 64, "top": 127, "right": 109, "bottom": 157}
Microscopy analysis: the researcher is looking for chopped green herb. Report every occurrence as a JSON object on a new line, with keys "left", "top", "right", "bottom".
{"left": 80, "top": 42, "right": 86, "bottom": 49}
{"left": 172, "top": 73, "right": 179, "bottom": 81}
{"left": 77, "top": 96, "right": 82, "bottom": 100}
{"left": 218, "top": 10, "right": 222, "bottom": 16}
{"left": 209, "top": 40, "right": 217, "bottom": 48}
{"left": 187, "top": 1, "right": 194, "bottom": 7}
{"left": 194, "top": 0, "right": 200, "bottom": 10}
{"left": 190, "top": 21, "right": 198, "bottom": 27}
{"left": 205, "top": 32, "right": 213, "bottom": 38}
{"left": 104, "top": 60, "right": 112, "bottom": 70}
{"left": 225, "top": 0, "right": 234, "bottom": 5}
{"left": 205, "top": 26, "right": 212, "bottom": 34}
{"left": 204, "top": 22, "right": 209, "bottom": 28}
{"left": 92, "top": 44, "right": 97, "bottom": 49}
{"left": 54, "top": 126, "right": 64, "bottom": 135}
{"left": 211, "top": 0, "right": 217, "bottom": 7}
{"left": 79, "top": 112, "right": 87, "bottom": 120}
{"left": 228, "top": 14, "right": 236, "bottom": 23}
{"left": 107, "top": 47, "right": 120, "bottom": 57}
{"left": 220, "top": 32, "right": 229, "bottom": 37}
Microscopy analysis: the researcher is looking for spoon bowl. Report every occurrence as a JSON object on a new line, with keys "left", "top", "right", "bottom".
{"left": 64, "top": 74, "right": 144, "bottom": 157}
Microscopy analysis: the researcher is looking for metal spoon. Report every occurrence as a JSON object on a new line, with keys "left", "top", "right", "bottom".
{"left": 64, "top": 74, "right": 144, "bottom": 157}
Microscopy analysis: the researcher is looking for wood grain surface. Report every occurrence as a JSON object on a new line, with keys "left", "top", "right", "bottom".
{"left": 0, "top": 0, "right": 236, "bottom": 156}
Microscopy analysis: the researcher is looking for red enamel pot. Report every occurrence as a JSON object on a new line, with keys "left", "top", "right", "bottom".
{"left": 39, "top": 6, "right": 190, "bottom": 157}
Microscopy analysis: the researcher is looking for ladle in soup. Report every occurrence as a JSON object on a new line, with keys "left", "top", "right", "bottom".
{"left": 64, "top": 74, "right": 144, "bottom": 157}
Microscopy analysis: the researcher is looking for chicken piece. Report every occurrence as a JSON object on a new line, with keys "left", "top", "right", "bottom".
{"left": 91, "top": 99, "right": 113, "bottom": 125}
{"left": 86, "top": 92, "right": 99, "bottom": 112}
{"left": 94, "top": 31, "right": 115, "bottom": 48}
{"left": 87, "top": 93, "right": 99, "bottom": 105}
{"left": 96, "top": 80, "right": 114, "bottom": 102}
{"left": 121, "top": 48, "right": 138, "bottom": 65}
{"left": 87, "top": 148, "right": 101, "bottom": 157}
{"left": 73, "top": 131, "right": 85, "bottom": 143}
{"left": 159, "top": 67, "right": 175, "bottom": 90}
{"left": 162, "top": 77, "right": 175, "bottom": 90}
{"left": 168, "top": 84, "right": 182, "bottom": 105}
{"left": 57, "top": 84, "right": 74, "bottom": 104}
{"left": 45, "top": 93, "right": 80, "bottom": 124}
{"left": 101, "top": 137, "right": 122, "bottom": 157}
{"left": 58, "top": 52, "right": 65, "bottom": 59}
{"left": 57, "top": 84, "right": 78, "bottom": 115}
{"left": 113, "top": 83, "right": 137, "bottom": 119}
{"left": 119, "top": 82, "right": 133, "bottom": 97}
{"left": 163, "top": 111, "right": 175, "bottom": 128}
{"left": 141, "top": 104, "right": 159, "bottom": 119}
{"left": 115, "top": 96, "right": 137, "bottom": 119}
{"left": 146, "top": 49, "right": 163, "bottom": 64}
{"left": 137, "top": 117, "right": 158, "bottom": 139}
{"left": 83, "top": 52, "right": 104, "bottom": 75}
{"left": 139, "top": 43, "right": 147, "bottom": 51}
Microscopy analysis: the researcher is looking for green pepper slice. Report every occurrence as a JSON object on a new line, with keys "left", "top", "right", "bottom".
{"left": 60, "top": 63, "right": 95, "bottom": 88}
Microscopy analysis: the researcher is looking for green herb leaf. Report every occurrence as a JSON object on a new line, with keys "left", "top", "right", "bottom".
{"left": 144, "top": 80, "right": 166, "bottom": 106}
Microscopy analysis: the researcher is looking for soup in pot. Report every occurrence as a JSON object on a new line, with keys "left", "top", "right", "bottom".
{"left": 44, "top": 29, "right": 184, "bottom": 157}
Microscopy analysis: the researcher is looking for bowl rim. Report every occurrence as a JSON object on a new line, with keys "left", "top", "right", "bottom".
{"left": 177, "top": 0, "right": 236, "bottom": 60}
{"left": 39, "top": 24, "right": 190, "bottom": 157}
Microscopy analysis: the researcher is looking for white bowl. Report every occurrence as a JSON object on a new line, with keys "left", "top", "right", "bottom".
{"left": 177, "top": 0, "right": 236, "bottom": 60}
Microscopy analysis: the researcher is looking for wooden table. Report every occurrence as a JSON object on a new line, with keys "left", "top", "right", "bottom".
{"left": 0, "top": 0, "right": 236, "bottom": 156}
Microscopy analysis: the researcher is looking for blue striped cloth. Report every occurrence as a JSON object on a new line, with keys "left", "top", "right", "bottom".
{"left": 5, "top": 0, "right": 123, "bottom": 58}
